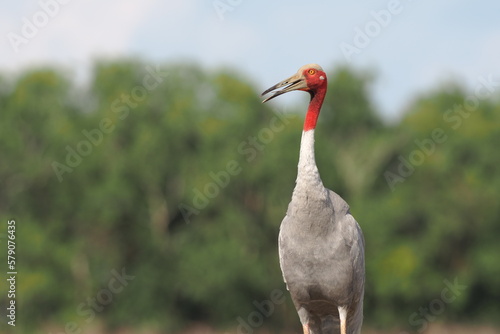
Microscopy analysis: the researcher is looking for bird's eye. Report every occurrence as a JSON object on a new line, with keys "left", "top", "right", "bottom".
{"left": 308, "top": 69, "right": 316, "bottom": 75}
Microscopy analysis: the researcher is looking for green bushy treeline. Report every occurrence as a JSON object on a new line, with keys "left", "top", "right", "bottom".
{"left": 0, "top": 61, "right": 499, "bottom": 333}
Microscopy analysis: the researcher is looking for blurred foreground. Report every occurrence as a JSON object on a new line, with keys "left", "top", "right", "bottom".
{"left": 42, "top": 322, "right": 500, "bottom": 334}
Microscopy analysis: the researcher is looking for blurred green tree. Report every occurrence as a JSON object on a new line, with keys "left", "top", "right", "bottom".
{"left": 0, "top": 62, "right": 498, "bottom": 333}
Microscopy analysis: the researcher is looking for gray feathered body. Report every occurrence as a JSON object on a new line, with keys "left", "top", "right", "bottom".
{"left": 278, "top": 130, "right": 365, "bottom": 334}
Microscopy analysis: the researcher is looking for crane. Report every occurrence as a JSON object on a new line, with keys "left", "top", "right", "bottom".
{"left": 262, "top": 64, "right": 365, "bottom": 334}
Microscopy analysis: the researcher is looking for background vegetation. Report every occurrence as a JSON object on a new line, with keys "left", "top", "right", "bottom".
{"left": 0, "top": 60, "right": 499, "bottom": 333}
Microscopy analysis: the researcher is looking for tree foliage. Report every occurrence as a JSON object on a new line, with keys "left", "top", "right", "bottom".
{"left": 0, "top": 61, "right": 498, "bottom": 333}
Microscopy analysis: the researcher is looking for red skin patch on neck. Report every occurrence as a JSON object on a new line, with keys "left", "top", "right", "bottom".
{"left": 303, "top": 83, "right": 327, "bottom": 131}
{"left": 301, "top": 69, "right": 327, "bottom": 131}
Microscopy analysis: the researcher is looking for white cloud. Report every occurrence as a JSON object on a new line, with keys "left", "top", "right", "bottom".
{"left": 1, "top": 0, "right": 161, "bottom": 77}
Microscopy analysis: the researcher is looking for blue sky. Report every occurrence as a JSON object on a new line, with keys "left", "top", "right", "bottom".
{"left": 2, "top": 0, "right": 500, "bottom": 120}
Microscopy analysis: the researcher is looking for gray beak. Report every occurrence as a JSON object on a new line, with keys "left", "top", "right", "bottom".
{"left": 261, "top": 73, "right": 307, "bottom": 103}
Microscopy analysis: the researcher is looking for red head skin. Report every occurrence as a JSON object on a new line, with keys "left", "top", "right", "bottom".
{"left": 301, "top": 68, "right": 328, "bottom": 131}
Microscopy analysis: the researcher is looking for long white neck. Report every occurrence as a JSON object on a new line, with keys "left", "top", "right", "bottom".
{"left": 295, "top": 129, "right": 325, "bottom": 191}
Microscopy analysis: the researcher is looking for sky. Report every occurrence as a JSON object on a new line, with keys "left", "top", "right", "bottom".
{"left": 2, "top": 0, "right": 500, "bottom": 121}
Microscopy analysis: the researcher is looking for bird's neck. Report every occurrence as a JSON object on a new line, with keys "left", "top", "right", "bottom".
{"left": 291, "top": 87, "right": 330, "bottom": 212}
{"left": 296, "top": 129, "right": 322, "bottom": 184}
{"left": 296, "top": 87, "right": 327, "bottom": 184}
{"left": 303, "top": 88, "right": 326, "bottom": 131}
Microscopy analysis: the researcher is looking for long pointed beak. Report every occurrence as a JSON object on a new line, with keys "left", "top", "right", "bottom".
{"left": 261, "top": 73, "right": 307, "bottom": 103}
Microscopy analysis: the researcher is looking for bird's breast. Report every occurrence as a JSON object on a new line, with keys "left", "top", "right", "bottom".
{"left": 278, "top": 210, "right": 364, "bottom": 306}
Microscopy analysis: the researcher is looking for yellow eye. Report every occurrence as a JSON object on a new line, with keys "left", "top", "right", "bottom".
{"left": 308, "top": 69, "right": 316, "bottom": 75}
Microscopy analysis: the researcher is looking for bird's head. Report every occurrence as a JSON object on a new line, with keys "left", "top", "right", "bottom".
{"left": 261, "top": 64, "right": 327, "bottom": 103}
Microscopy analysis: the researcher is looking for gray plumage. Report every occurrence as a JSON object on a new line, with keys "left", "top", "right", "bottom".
{"left": 262, "top": 64, "right": 365, "bottom": 334}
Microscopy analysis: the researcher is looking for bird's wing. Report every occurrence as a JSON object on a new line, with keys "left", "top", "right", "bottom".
{"left": 341, "top": 212, "right": 365, "bottom": 279}
{"left": 278, "top": 214, "right": 290, "bottom": 290}
{"left": 331, "top": 191, "right": 366, "bottom": 309}
{"left": 328, "top": 189, "right": 366, "bottom": 298}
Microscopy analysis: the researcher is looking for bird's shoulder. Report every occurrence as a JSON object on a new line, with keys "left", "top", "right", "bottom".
{"left": 326, "top": 189, "right": 350, "bottom": 216}
{"left": 326, "top": 189, "right": 365, "bottom": 249}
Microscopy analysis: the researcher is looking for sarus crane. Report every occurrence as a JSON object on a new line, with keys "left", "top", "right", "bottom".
{"left": 262, "top": 64, "right": 365, "bottom": 334}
